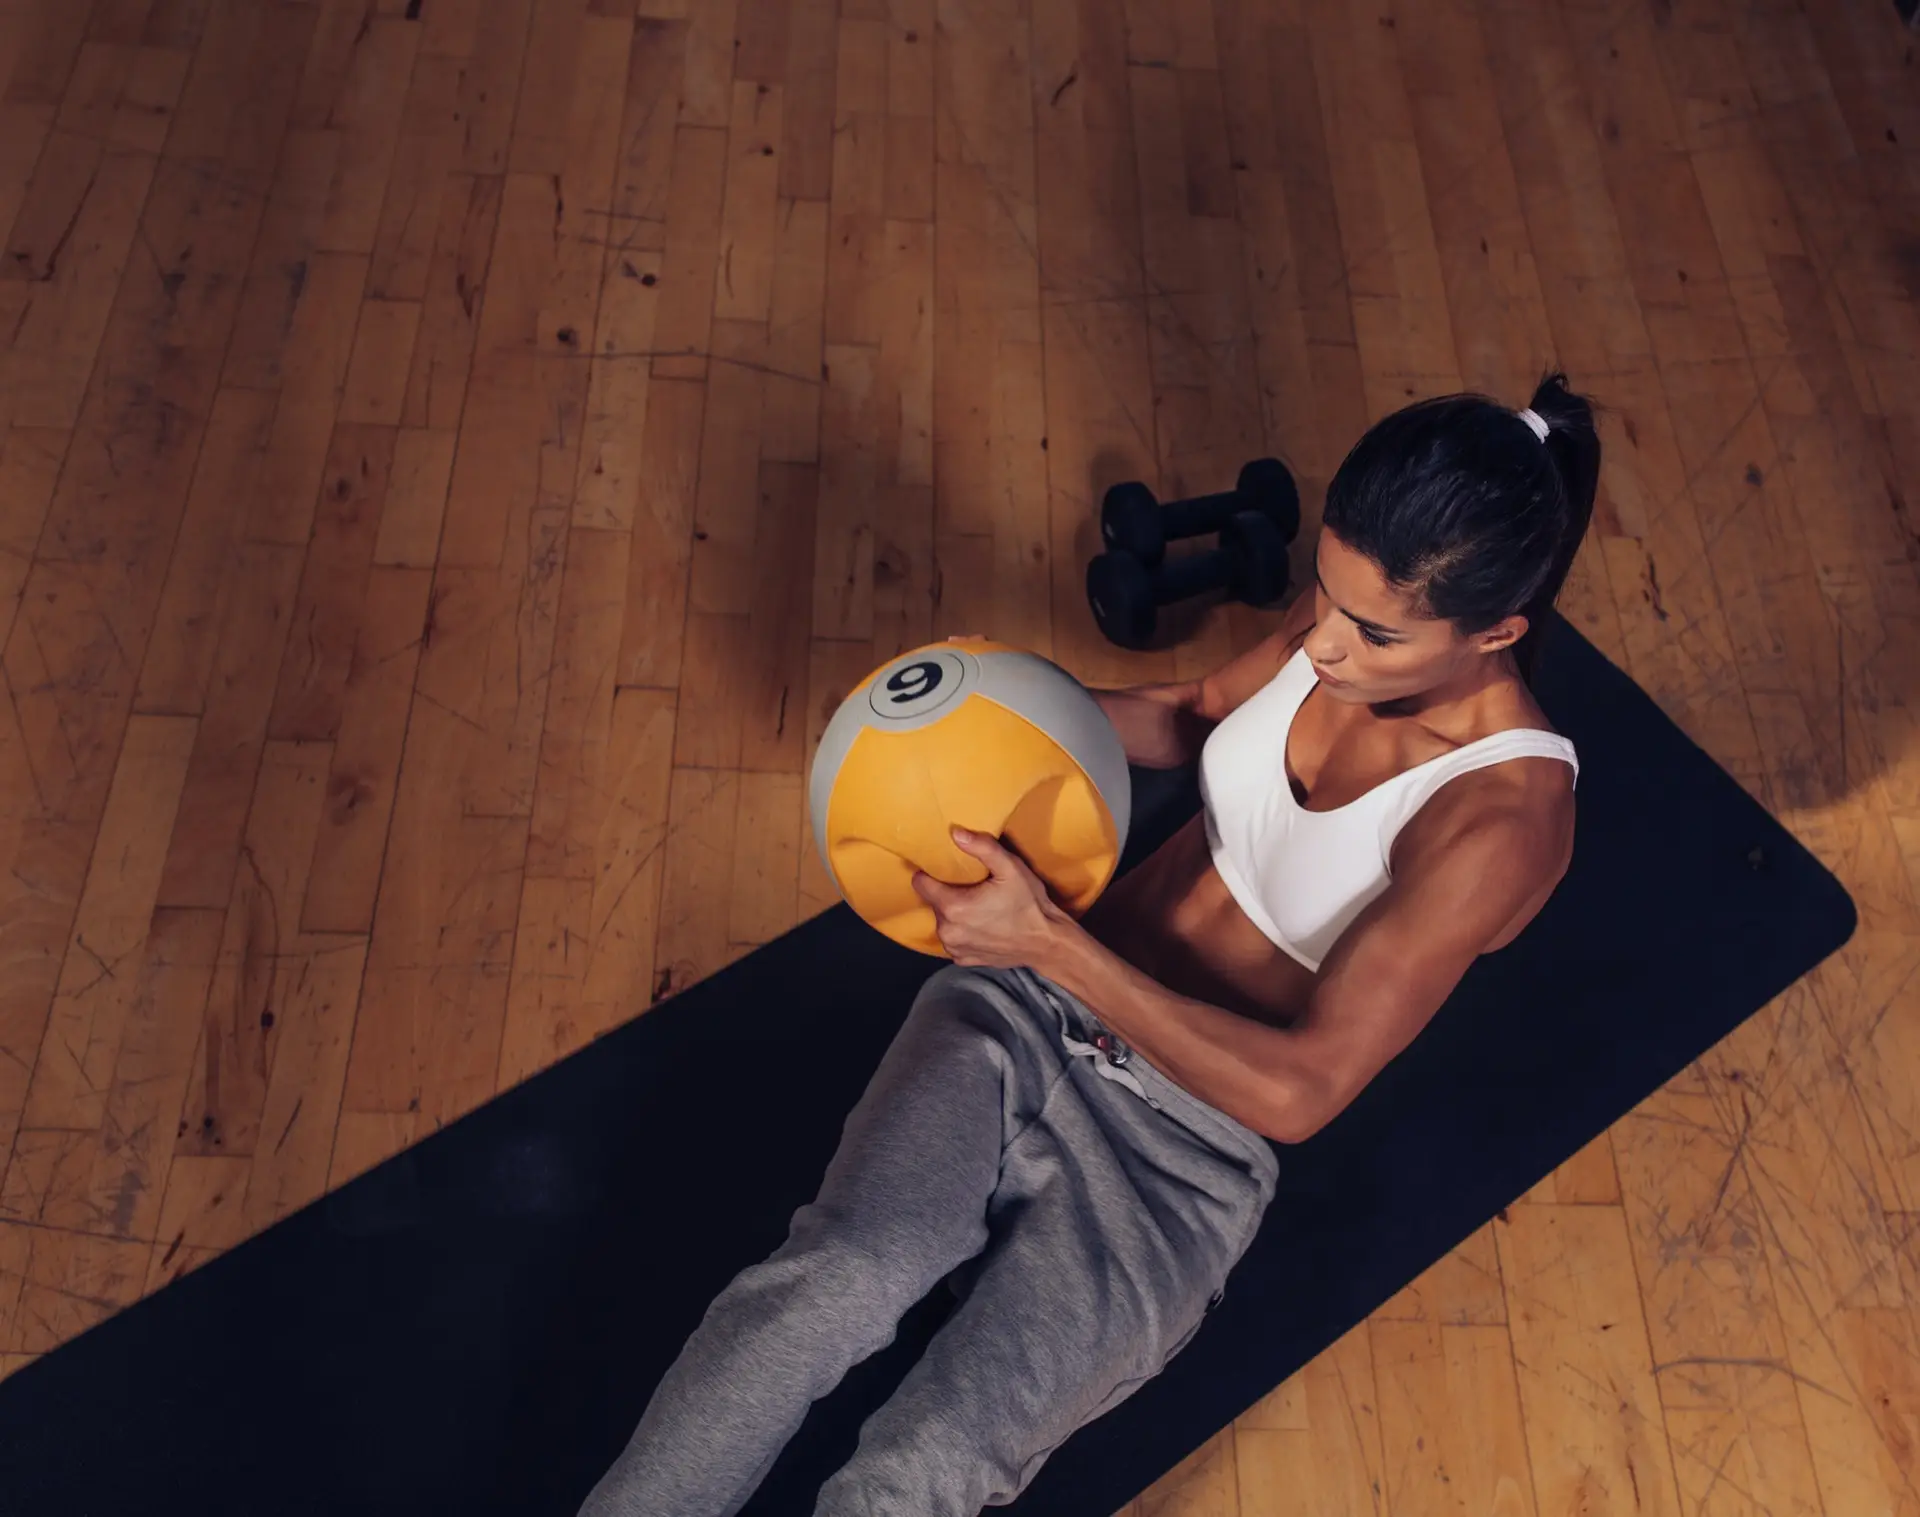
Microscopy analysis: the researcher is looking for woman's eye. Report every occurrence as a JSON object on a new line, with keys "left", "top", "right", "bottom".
{"left": 1359, "top": 625, "right": 1392, "bottom": 648}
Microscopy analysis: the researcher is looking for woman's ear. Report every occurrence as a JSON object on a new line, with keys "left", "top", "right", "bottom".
{"left": 1470, "top": 613, "right": 1528, "bottom": 655}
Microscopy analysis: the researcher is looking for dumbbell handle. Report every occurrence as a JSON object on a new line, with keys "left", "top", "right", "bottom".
{"left": 1158, "top": 489, "right": 1245, "bottom": 542}
{"left": 1153, "top": 546, "right": 1233, "bottom": 603}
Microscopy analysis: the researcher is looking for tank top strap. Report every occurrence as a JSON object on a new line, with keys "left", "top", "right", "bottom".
{"left": 1374, "top": 728, "right": 1579, "bottom": 866}
{"left": 1452, "top": 728, "right": 1579, "bottom": 782}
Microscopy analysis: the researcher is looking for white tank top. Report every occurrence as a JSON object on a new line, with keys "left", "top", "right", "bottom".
{"left": 1198, "top": 648, "right": 1579, "bottom": 972}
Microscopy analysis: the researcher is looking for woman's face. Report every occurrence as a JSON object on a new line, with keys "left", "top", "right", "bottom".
{"left": 1300, "top": 530, "right": 1522, "bottom": 705}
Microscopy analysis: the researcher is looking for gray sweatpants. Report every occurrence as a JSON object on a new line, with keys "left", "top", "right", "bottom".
{"left": 577, "top": 964, "right": 1279, "bottom": 1517}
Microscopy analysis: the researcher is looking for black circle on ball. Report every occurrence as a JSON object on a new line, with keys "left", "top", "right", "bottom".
{"left": 886, "top": 660, "right": 945, "bottom": 705}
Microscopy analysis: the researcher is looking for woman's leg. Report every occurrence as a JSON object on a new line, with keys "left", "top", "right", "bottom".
{"left": 576, "top": 968, "right": 1065, "bottom": 1517}
{"left": 812, "top": 981, "right": 1277, "bottom": 1516}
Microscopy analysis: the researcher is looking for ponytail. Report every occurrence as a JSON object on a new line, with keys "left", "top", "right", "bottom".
{"left": 1512, "top": 372, "right": 1600, "bottom": 680}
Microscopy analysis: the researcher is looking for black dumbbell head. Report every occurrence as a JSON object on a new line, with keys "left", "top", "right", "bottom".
{"left": 1220, "top": 511, "right": 1292, "bottom": 608}
{"left": 1234, "top": 458, "right": 1302, "bottom": 544}
{"left": 1099, "top": 481, "right": 1165, "bottom": 565}
{"left": 1086, "top": 550, "right": 1159, "bottom": 650}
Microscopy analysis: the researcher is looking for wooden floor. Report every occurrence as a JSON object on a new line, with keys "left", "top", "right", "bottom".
{"left": 2, "top": 0, "right": 1919, "bottom": 1508}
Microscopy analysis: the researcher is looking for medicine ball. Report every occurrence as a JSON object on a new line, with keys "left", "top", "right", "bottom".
{"left": 809, "top": 639, "right": 1132, "bottom": 957}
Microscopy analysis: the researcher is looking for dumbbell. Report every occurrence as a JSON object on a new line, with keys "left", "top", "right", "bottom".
{"left": 1101, "top": 458, "right": 1301, "bottom": 567}
{"left": 1086, "top": 510, "right": 1292, "bottom": 650}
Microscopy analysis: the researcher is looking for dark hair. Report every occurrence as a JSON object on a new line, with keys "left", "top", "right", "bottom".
{"left": 1320, "top": 374, "right": 1601, "bottom": 680}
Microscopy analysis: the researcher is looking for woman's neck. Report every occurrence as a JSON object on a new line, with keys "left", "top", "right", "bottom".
{"left": 1368, "top": 648, "right": 1526, "bottom": 732}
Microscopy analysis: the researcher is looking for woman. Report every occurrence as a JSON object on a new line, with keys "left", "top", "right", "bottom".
{"left": 580, "top": 375, "right": 1601, "bottom": 1517}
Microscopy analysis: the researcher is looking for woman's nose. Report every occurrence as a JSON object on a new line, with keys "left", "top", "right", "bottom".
{"left": 1303, "top": 626, "right": 1343, "bottom": 666}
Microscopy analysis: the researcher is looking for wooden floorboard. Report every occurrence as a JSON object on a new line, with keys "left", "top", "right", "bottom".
{"left": 2, "top": 1, "right": 1917, "bottom": 1513}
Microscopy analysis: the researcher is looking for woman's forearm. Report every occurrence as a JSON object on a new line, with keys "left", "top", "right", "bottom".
{"left": 1094, "top": 684, "right": 1215, "bottom": 768}
{"left": 1030, "top": 916, "right": 1324, "bottom": 1142}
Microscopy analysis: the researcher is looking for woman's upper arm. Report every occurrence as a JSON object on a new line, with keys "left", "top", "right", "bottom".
{"left": 1195, "top": 589, "right": 1317, "bottom": 722}
{"left": 1278, "top": 782, "right": 1572, "bottom": 1135}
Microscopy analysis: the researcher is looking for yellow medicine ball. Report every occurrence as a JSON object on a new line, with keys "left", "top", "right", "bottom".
{"left": 809, "top": 639, "right": 1132, "bottom": 957}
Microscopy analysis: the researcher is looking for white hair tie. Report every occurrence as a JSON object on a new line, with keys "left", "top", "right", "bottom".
{"left": 1516, "top": 407, "right": 1550, "bottom": 442}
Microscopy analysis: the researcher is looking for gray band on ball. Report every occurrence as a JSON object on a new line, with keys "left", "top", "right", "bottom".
{"left": 969, "top": 651, "right": 1131, "bottom": 859}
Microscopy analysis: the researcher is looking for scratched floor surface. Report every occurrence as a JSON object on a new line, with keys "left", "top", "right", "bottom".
{"left": 1, "top": 0, "right": 1918, "bottom": 1510}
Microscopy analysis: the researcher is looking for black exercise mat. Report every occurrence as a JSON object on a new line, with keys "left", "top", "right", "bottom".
{"left": 0, "top": 619, "right": 1855, "bottom": 1517}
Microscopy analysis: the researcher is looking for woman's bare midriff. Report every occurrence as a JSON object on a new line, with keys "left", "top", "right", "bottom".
{"left": 1082, "top": 816, "right": 1318, "bottom": 1029}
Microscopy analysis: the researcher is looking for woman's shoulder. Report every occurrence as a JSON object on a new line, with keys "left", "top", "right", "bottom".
{"left": 1197, "top": 598, "right": 1316, "bottom": 719}
{"left": 1388, "top": 754, "right": 1574, "bottom": 912}
{"left": 1396, "top": 677, "right": 1575, "bottom": 856}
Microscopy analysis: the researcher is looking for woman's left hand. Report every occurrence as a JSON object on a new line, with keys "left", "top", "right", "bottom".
{"left": 912, "top": 829, "right": 1066, "bottom": 968}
